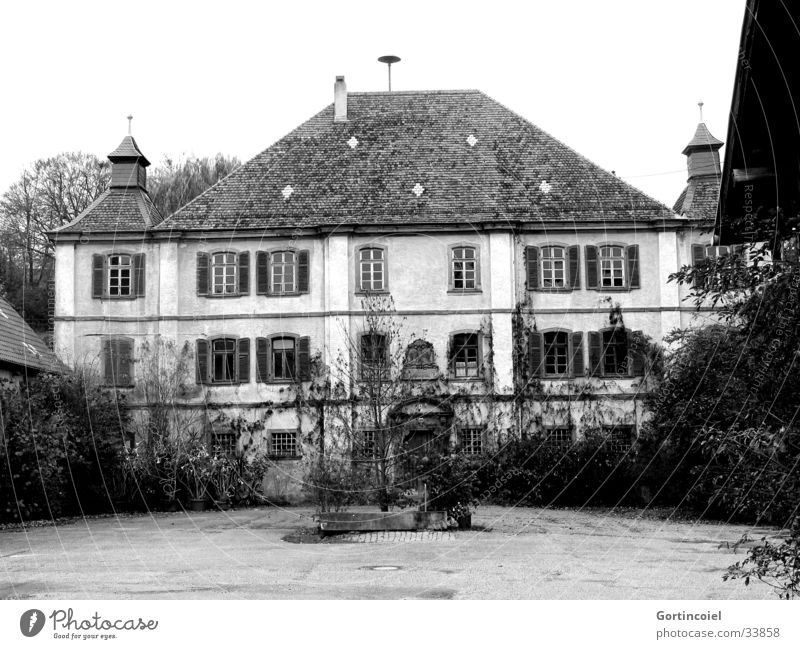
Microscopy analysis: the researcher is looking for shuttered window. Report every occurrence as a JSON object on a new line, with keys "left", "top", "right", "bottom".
{"left": 255, "top": 335, "right": 311, "bottom": 382}
{"left": 529, "top": 331, "right": 585, "bottom": 378}
{"left": 196, "top": 337, "right": 251, "bottom": 384}
{"left": 526, "top": 245, "right": 580, "bottom": 290}
{"left": 92, "top": 253, "right": 145, "bottom": 299}
{"left": 450, "top": 333, "right": 480, "bottom": 379}
{"left": 586, "top": 244, "right": 640, "bottom": 290}
{"left": 102, "top": 337, "right": 134, "bottom": 387}
{"left": 197, "top": 251, "right": 249, "bottom": 296}
{"left": 255, "top": 250, "right": 310, "bottom": 295}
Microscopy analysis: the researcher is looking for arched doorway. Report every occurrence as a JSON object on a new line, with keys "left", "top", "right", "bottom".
{"left": 389, "top": 398, "right": 454, "bottom": 487}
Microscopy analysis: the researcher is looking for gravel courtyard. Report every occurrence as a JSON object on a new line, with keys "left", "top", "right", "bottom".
{"left": 0, "top": 506, "right": 777, "bottom": 599}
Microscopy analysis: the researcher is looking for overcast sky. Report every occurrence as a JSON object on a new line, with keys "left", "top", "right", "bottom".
{"left": 0, "top": 0, "right": 744, "bottom": 208}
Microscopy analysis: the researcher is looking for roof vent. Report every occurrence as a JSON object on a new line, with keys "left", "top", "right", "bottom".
{"left": 334, "top": 76, "right": 347, "bottom": 123}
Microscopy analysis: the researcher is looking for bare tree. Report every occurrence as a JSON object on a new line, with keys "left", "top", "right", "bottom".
{"left": 148, "top": 154, "right": 241, "bottom": 217}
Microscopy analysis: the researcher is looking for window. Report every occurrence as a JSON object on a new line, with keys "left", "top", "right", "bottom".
{"left": 256, "top": 335, "right": 311, "bottom": 383}
{"left": 361, "top": 333, "right": 388, "bottom": 378}
{"left": 602, "top": 425, "right": 635, "bottom": 453}
{"left": 450, "top": 333, "right": 480, "bottom": 378}
{"left": 602, "top": 329, "right": 628, "bottom": 376}
{"left": 212, "top": 252, "right": 238, "bottom": 295}
{"left": 543, "top": 331, "right": 569, "bottom": 375}
{"left": 543, "top": 427, "right": 572, "bottom": 450}
{"left": 458, "top": 428, "right": 483, "bottom": 455}
{"left": 271, "top": 337, "right": 296, "bottom": 381}
{"left": 256, "top": 250, "right": 309, "bottom": 295}
{"left": 92, "top": 253, "right": 145, "bottom": 299}
{"left": 356, "top": 429, "right": 377, "bottom": 459}
{"left": 211, "top": 431, "right": 238, "bottom": 457}
{"left": 585, "top": 244, "right": 639, "bottom": 290}
{"left": 212, "top": 338, "right": 237, "bottom": 382}
{"left": 359, "top": 247, "right": 386, "bottom": 292}
{"left": 197, "top": 251, "right": 249, "bottom": 296}
{"left": 270, "top": 431, "right": 299, "bottom": 458}
{"left": 451, "top": 246, "right": 479, "bottom": 290}
{"left": 599, "top": 245, "right": 625, "bottom": 288}
{"left": 125, "top": 431, "right": 136, "bottom": 452}
{"left": 541, "top": 247, "right": 565, "bottom": 288}
{"left": 102, "top": 337, "right": 134, "bottom": 387}
{"left": 271, "top": 251, "right": 296, "bottom": 294}
{"left": 108, "top": 255, "right": 132, "bottom": 296}
{"left": 529, "top": 330, "right": 584, "bottom": 378}
{"left": 196, "top": 337, "right": 250, "bottom": 385}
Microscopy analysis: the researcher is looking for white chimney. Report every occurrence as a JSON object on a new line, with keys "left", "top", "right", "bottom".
{"left": 334, "top": 76, "right": 347, "bottom": 122}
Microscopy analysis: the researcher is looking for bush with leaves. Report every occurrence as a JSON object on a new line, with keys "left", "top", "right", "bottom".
{"left": 0, "top": 372, "right": 128, "bottom": 522}
{"left": 414, "top": 449, "right": 482, "bottom": 520}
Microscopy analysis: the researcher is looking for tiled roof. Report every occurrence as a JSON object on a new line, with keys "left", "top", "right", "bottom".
{"left": 673, "top": 175, "right": 720, "bottom": 220}
{"left": 108, "top": 135, "right": 150, "bottom": 165}
{"left": 0, "top": 296, "right": 61, "bottom": 374}
{"left": 682, "top": 123, "right": 724, "bottom": 154}
{"left": 156, "top": 90, "right": 676, "bottom": 231}
{"left": 54, "top": 188, "right": 163, "bottom": 234}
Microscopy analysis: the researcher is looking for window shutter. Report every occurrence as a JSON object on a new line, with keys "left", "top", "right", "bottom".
{"left": 528, "top": 331, "right": 543, "bottom": 377}
{"left": 448, "top": 248, "right": 455, "bottom": 288}
{"left": 238, "top": 252, "right": 250, "bottom": 295}
{"left": 256, "top": 337, "right": 269, "bottom": 382}
{"left": 237, "top": 338, "right": 250, "bottom": 383}
{"left": 631, "top": 330, "right": 645, "bottom": 376}
{"left": 585, "top": 245, "right": 599, "bottom": 289}
{"left": 526, "top": 246, "right": 539, "bottom": 290}
{"left": 297, "top": 250, "right": 310, "bottom": 293}
{"left": 118, "top": 339, "right": 133, "bottom": 386}
{"left": 102, "top": 339, "right": 113, "bottom": 384}
{"left": 626, "top": 244, "right": 640, "bottom": 289}
{"left": 691, "top": 244, "right": 706, "bottom": 287}
{"left": 133, "top": 253, "right": 145, "bottom": 297}
{"left": 474, "top": 248, "right": 482, "bottom": 288}
{"left": 571, "top": 331, "right": 585, "bottom": 376}
{"left": 567, "top": 245, "right": 580, "bottom": 290}
{"left": 196, "top": 339, "right": 209, "bottom": 384}
{"left": 256, "top": 251, "right": 270, "bottom": 295}
{"left": 197, "top": 252, "right": 210, "bottom": 296}
{"left": 588, "top": 331, "right": 603, "bottom": 376}
{"left": 92, "top": 254, "right": 105, "bottom": 298}
{"left": 297, "top": 336, "right": 311, "bottom": 380}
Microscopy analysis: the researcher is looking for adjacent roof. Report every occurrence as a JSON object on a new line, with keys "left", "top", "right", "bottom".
{"left": 0, "top": 296, "right": 61, "bottom": 374}
{"left": 682, "top": 123, "right": 724, "bottom": 154}
{"left": 53, "top": 188, "right": 163, "bottom": 234}
{"left": 156, "top": 89, "right": 676, "bottom": 231}
{"left": 108, "top": 135, "right": 150, "bottom": 166}
{"left": 672, "top": 175, "right": 720, "bottom": 220}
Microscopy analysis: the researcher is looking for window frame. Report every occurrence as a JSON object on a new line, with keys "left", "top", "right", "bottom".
{"left": 457, "top": 427, "right": 484, "bottom": 455}
{"left": 542, "top": 330, "right": 571, "bottom": 377}
{"left": 448, "top": 243, "right": 482, "bottom": 293}
{"left": 211, "top": 337, "right": 238, "bottom": 383}
{"left": 270, "top": 334, "right": 297, "bottom": 382}
{"left": 102, "top": 336, "right": 135, "bottom": 388}
{"left": 601, "top": 424, "right": 636, "bottom": 454}
{"left": 210, "top": 251, "right": 239, "bottom": 296}
{"left": 269, "top": 430, "right": 300, "bottom": 459}
{"left": 92, "top": 251, "right": 145, "bottom": 300}
{"left": 356, "top": 245, "right": 389, "bottom": 293}
{"left": 449, "top": 331, "right": 483, "bottom": 380}
{"left": 540, "top": 245, "right": 567, "bottom": 290}
{"left": 598, "top": 244, "right": 626, "bottom": 289}
{"left": 197, "top": 335, "right": 250, "bottom": 385}
{"left": 211, "top": 430, "right": 238, "bottom": 457}
{"left": 585, "top": 242, "right": 639, "bottom": 291}
{"left": 360, "top": 331, "right": 390, "bottom": 380}
{"left": 542, "top": 426, "right": 573, "bottom": 450}
{"left": 601, "top": 328, "right": 630, "bottom": 377}
{"left": 270, "top": 249, "right": 297, "bottom": 295}
{"left": 107, "top": 254, "right": 133, "bottom": 297}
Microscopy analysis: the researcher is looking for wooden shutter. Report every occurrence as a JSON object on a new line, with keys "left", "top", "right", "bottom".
{"left": 102, "top": 339, "right": 113, "bottom": 384}
{"left": 297, "top": 250, "right": 310, "bottom": 293}
{"left": 256, "top": 251, "right": 269, "bottom": 295}
{"left": 297, "top": 336, "right": 311, "bottom": 380}
{"left": 474, "top": 247, "right": 482, "bottom": 288}
{"left": 571, "top": 331, "right": 585, "bottom": 376}
{"left": 118, "top": 338, "right": 133, "bottom": 386}
{"left": 588, "top": 331, "right": 603, "bottom": 376}
{"left": 237, "top": 338, "right": 250, "bottom": 383}
{"left": 92, "top": 254, "right": 105, "bottom": 298}
{"left": 691, "top": 244, "right": 706, "bottom": 287}
{"left": 196, "top": 339, "right": 209, "bottom": 384}
{"left": 626, "top": 244, "right": 640, "bottom": 289}
{"left": 133, "top": 253, "right": 145, "bottom": 297}
{"left": 526, "top": 246, "right": 539, "bottom": 290}
{"left": 528, "top": 331, "right": 543, "bottom": 377}
{"left": 197, "top": 252, "right": 210, "bottom": 296}
{"left": 567, "top": 245, "right": 580, "bottom": 290}
{"left": 238, "top": 252, "right": 250, "bottom": 295}
{"left": 256, "top": 337, "right": 269, "bottom": 382}
{"left": 631, "top": 330, "right": 645, "bottom": 376}
{"left": 585, "top": 245, "right": 599, "bottom": 289}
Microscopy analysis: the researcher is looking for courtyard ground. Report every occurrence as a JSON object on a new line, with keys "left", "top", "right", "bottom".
{"left": 0, "top": 506, "right": 778, "bottom": 599}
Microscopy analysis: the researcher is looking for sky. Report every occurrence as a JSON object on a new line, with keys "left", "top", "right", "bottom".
{"left": 0, "top": 0, "right": 745, "bottom": 208}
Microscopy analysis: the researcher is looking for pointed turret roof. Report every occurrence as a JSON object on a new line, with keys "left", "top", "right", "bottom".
{"left": 682, "top": 123, "right": 724, "bottom": 155}
{"left": 108, "top": 135, "right": 150, "bottom": 166}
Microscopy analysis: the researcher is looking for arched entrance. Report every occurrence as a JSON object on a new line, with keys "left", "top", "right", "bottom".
{"left": 389, "top": 398, "right": 454, "bottom": 485}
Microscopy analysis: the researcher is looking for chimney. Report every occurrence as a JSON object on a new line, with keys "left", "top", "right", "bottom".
{"left": 334, "top": 76, "right": 347, "bottom": 123}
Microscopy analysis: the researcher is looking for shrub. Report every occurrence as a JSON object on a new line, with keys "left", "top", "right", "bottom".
{"left": 414, "top": 449, "right": 482, "bottom": 519}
